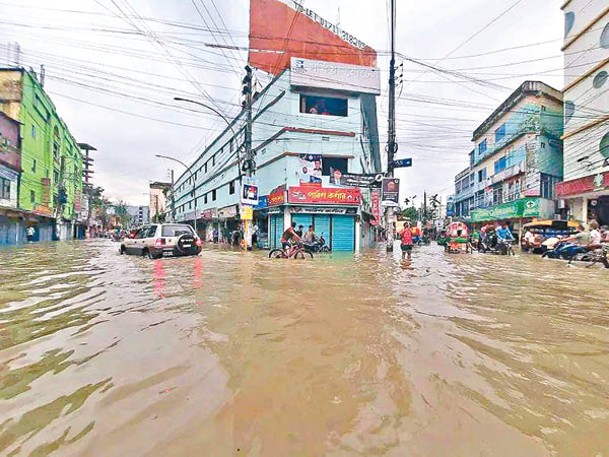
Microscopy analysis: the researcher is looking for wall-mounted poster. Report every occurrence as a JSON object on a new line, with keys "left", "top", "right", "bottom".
{"left": 299, "top": 154, "right": 322, "bottom": 184}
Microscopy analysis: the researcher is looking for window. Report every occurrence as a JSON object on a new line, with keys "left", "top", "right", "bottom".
{"left": 494, "top": 124, "right": 506, "bottom": 143}
{"left": 212, "top": 189, "right": 217, "bottom": 201}
{"left": 494, "top": 156, "right": 507, "bottom": 174}
{"left": 322, "top": 157, "right": 349, "bottom": 176}
{"left": 31, "top": 125, "right": 36, "bottom": 138}
{"left": 469, "top": 151, "right": 475, "bottom": 167}
{"left": 299, "top": 95, "right": 348, "bottom": 117}
{"left": 229, "top": 180, "right": 236, "bottom": 195}
{"left": 204, "top": 193, "right": 208, "bottom": 204}
{"left": 204, "top": 162, "right": 208, "bottom": 173}
{"left": 31, "top": 159, "right": 37, "bottom": 173}
{"left": 564, "top": 12, "right": 575, "bottom": 37}
{"left": 162, "top": 224, "right": 194, "bottom": 237}
{"left": 212, "top": 155, "right": 216, "bottom": 166}
{"left": 30, "top": 190, "right": 35, "bottom": 203}
{"left": 478, "top": 139, "right": 487, "bottom": 155}
{"left": 478, "top": 168, "right": 487, "bottom": 183}
{"left": 230, "top": 139, "right": 234, "bottom": 153}
{"left": 0, "top": 178, "right": 10, "bottom": 200}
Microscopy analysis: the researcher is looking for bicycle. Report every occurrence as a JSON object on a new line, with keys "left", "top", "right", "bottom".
{"left": 269, "top": 242, "right": 314, "bottom": 259}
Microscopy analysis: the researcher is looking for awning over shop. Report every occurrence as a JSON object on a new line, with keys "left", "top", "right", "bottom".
{"left": 470, "top": 198, "right": 541, "bottom": 222}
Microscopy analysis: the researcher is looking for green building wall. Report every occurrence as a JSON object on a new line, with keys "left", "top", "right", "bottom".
{"left": 10, "top": 70, "right": 83, "bottom": 220}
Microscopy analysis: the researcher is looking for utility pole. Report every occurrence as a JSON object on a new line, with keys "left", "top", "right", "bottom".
{"left": 77, "top": 143, "right": 97, "bottom": 238}
{"left": 170, "top": 169, "right": 175, "bottom": 223}
{"left": 423, "top": 190, "right": 427, "bottom": 224}
{"left": 242, "top": 65, "right": 255, "bottom": 250}
{"left": 385, "top": 0, "right": 398, "bottom": 251}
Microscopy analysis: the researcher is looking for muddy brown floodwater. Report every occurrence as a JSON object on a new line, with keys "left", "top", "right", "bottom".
{"left": 1, "top": 240, "right": 609, "bottom": 456}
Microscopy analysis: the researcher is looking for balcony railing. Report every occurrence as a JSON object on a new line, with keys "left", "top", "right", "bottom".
{"left": 490, "top": 161, "right": 525, "bottom": 185}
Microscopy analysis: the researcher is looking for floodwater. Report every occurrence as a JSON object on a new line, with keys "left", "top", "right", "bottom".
{"left": 1, "top": 240, "right": 608, "bottom": 456}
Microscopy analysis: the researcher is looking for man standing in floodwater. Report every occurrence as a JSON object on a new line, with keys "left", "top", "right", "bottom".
{"left": 399, "top": 222, "right": 414, "bottom": 260}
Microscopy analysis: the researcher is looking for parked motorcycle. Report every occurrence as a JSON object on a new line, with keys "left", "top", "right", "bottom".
{"left": 542, "top": 241, "right": 609, "bottom": 267}
{"left": 304, "top": 233, "right": 331, "bottom": 253}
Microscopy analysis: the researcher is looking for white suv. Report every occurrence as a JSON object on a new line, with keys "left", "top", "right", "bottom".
{"left": 120, "top": 224, "right": 202, "bottom": 259}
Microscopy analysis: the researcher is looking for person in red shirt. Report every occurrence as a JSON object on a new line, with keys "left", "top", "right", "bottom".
{"left": 399, "top": 222, "right": 414, "bottom": 260}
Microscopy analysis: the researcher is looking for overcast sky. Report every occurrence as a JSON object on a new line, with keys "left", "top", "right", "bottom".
{"left": 0, "top": 0, "right": 564, "bottom": 206}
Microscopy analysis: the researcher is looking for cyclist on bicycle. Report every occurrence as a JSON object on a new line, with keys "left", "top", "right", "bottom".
{"left": 281, "top": 222, "right": 303, "bottom": 255}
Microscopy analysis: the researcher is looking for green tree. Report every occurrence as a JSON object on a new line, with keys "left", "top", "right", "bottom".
{"left": 398, "top": 206, "right": 419, "bottom": 221}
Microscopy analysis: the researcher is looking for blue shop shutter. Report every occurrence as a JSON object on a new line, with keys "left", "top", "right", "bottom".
{"left": 270, "top": 215, "right": 283, "bottom": 249}
{"left": 331, "top": 215, "right": 355, "bottom": 251}
{"left": 292, "top": 214, "right": 312, "bottom": 233}
{"left": 313, "top": 215, "right": 331, "bottom": 241}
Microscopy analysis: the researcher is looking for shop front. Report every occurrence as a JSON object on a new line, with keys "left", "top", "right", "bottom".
{"left": 556, "top": 171, "right": 609, "bottom": 226}
{"left": 470, "top": 197, "right": 553, "bottom": 239}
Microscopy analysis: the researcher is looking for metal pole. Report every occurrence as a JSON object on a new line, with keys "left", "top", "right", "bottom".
{"left": 385, "top": 0, "right": 397, "bottom": 252}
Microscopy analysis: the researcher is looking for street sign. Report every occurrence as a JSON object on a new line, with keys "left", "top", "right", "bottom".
{"left": 392, "top": 158, "right": 412, "bottom": 168}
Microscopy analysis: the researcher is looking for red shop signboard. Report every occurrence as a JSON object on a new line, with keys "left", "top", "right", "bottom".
{"left": 268, "top": 188, "right": 286, "bottom": 206}
{"left": 556, "top": 172, "right": 609, "bottom": 197}
{"left": 288, "top": 186, "right": 362, "bottom": 205}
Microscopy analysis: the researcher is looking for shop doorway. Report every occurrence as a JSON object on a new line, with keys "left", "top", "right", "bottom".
{"left": 589, "top": 196, "right": 609, "bottom": 226}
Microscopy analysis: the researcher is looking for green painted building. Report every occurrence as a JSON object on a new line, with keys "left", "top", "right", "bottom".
{"left": 0, "top": 67, "right": 85, "bottom": 240}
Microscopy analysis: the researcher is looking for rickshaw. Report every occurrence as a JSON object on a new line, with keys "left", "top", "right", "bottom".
{"left": 445, "top": 221, "right": 471, "bottom": 254}
{"left": 521, "top": 219, "right": 579, "bottom": 254}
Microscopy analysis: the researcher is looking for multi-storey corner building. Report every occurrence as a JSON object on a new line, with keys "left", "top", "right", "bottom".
{"left": 172, "top": 58, "right": 382, "bottom": 252}
{"left": 454, "top": 81, "right": 564, "bottom": 235}
{"left": 0, "top": 67, "right": 86, "bottom": 242}
{"left": 557, "top": 1, "right": 609, "bottom": 226}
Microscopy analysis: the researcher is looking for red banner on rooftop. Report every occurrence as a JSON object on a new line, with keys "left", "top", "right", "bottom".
{"left": 249, "top": 0, "right": 377, "bottom": 76}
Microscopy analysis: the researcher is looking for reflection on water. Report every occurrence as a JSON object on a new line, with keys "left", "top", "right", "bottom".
{"left": 1, "top": 240, "right": 608, "bottom": 456}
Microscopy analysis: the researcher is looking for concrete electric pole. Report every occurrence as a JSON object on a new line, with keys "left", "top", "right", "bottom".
{"left": 385, "top": 0, "right": 398, "bottom": 252}
{"left": 242, "top": 65, "right": 255, "bottom": 250}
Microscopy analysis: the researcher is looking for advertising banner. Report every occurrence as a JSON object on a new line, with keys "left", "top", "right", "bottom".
{"left": 330, "top": 168, "right": 383, "bottom": 188}
{"left": 249, "top": 0, "right": 377, "bottom": 76}
{"left": 240, "top": 205, "right": 254, "bottom": 221}
{"left": 288, "top": 186, "right": 362, "bottom": 205}
{"left": 255, "top": 195, "right": 269, "bottom": 210}
{"left": 371, "top": 189, "right": 381, "bottom": 225}
{"left": 241, "top": 176, "right": 260, "bottom": 206}
{"left": 524, "top": 140, "right": 541, "bottom": 197}
{"left": 268, "top": 186, "right": 286, "bottom": 206}
{"left": 381, "top": 178, "right": 400, "bottom": 207}
{"left": 299, "top": 154, "right": 322, "bottom": 184}
{"left": 291, "top": 58, "right": 381, "bottom": 95}
{"left": 201, "top": 208, "right": 218, "bottom": 220}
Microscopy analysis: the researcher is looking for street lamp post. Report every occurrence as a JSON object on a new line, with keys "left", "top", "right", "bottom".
{"left": 173, "top": 95, "right": 253, "bottom": 249}
{"left": 155, "top": 154, "right": 197, "bottom": 234}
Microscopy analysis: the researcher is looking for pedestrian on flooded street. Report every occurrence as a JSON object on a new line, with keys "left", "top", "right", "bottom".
{"left": 399, "top": 222, "right": 414, "bottom": 261}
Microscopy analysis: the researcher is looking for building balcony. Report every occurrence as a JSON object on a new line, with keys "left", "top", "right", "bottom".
{"left": 490, "top": 161, "right": 525, "bottom": 185}
{"left": 454, "top": 187, "right": 473, "bottom": 202}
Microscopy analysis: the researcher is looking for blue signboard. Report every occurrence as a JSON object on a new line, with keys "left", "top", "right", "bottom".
{"left": 392, "top": 158, "right": 412, "bottom": 168}
{"left": 255, "top": 195, "right": 269, "bottom": 210}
